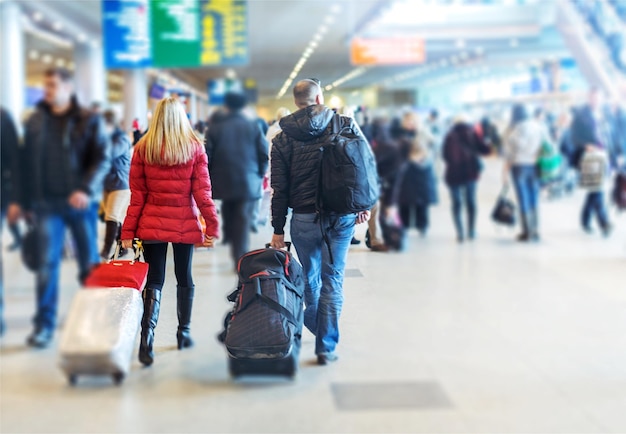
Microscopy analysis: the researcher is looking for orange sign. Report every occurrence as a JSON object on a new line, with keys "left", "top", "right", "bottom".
{"left": 351, "top": 37, "right": 426, "bottom": 66}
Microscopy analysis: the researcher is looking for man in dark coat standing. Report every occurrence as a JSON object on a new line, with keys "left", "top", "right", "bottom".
{"left": 1, "top": 107, "right": 22, "bottom": 336}
{"left": 205, "top": 92, "right": 269, "bottom": 268}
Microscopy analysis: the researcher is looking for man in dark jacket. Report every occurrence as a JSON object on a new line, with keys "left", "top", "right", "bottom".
{"left": 205, "top": 92, "right": 268, "bottom": 267}
{"left": 1, "top": 108, "right": 22, "bottom": 336}
{"left": 14, "top": 68, "right": 111, "bottom": 348}
{"left": 270, "top": 79, "right": 370, "bottom": 365}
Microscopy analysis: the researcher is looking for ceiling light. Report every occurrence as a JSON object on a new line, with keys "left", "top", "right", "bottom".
{"left": 318, "top": 25, "right": 328, "bottom": 34}
{"left": 42, "top": 54, "right": 52, "bottom": 64}
{"left": 325, "top": 16, "right": 335, "bottom": 25}
{"left": 309, "top": 41, "right": 318, "bottom": 49}
{"left": 77, "top": 33, "right": 87, "bottom": 43}
{"left": 68, "top": 61, "right": 75, "bottom": 70}
{"left": 456, "top": 39, "right": 465, "bottom": 49}
{"left": 29, "top": 50, "right": 40, "bottom": 60}
{"left": 56, "top": 58, "right": 66, "bottom": 67}
{"left": 330, "top": 4, "right": 342, "bottom": 14}
{"left": 289, "top": 72, "right": 297, "bottom": 79}
{"left": 52, "top": 21, "right": 63, "bottom": 31}
{"left": 33, "top": 12, "right": 43, "bottom": 22}
{"left": 325, "top": 85, "right": 333, "bottom": 91}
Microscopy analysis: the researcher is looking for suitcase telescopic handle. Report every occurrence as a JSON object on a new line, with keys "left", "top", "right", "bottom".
{"left": 265, "top": 241, "right": 292, "bottom": 252}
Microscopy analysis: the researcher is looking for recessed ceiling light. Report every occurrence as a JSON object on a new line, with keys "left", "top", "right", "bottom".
{"left": 456, "top": 39, "right": 465, "bottom": 49}
{"left": 33, "top": 11, "right": 43, "bottom": 22}
{"left": 56, "top": 58, "right": 66, "bottom": 67}
{"left": 29, "top": 50, "right": 40, "bottom": 60}
{"left": 330, "top": 4, "right": 342, "bottom": 14}
{"left": 52, "top": 21, "right": 63, "bottom": 31}
{"left": 77, "top": 33, "right": 87, "bottom": 43}
{"left": 42, "top": 54, "right": 52, "bottom": 64}
{"left": 325, "top": 85, "right": 333, "bottom": 91}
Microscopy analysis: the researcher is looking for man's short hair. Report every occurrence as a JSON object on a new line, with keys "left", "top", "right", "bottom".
{"left": 224, "top": 92, "right": 247, "bottom": 112}
{"left": 44, "top": 67, "right": 73, "bottom": 82}
{"left": 293, "top": 79, "right": 322, "bottom": 108}
{"left": 103, "top": 110, "right": 116, "bottom": 125}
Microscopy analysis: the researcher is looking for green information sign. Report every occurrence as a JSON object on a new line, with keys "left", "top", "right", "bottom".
{"left": 103, "top": 0, "right": 248, "bottom": 68}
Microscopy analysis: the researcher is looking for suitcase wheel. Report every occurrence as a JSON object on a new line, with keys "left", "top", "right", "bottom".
{"left": 68, "top": 375, "right": 78, "bottom": 386}
{"left": 112, "top": 372, "right": 125, "bottom": 385}
{"left": 228, "top": 358, "right": 242, "bottom": 379}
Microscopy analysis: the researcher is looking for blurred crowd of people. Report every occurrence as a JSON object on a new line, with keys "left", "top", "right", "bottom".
{"left": 1, "top": 66, "right": 624, "bottom": 355}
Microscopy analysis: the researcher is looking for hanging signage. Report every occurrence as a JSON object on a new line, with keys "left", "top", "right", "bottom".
{"left": 102, "top": 0, "right": 248, "bottom": 68}
{"left": 102, "top": 0, "right": 152, "bottom": 68}
{"left": 350, "top": 37, "right": 426, "bottom": 66}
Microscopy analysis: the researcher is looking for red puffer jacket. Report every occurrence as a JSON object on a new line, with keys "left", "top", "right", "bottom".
{"left": 121, "top": 143, "right": 219, "bottom": 244}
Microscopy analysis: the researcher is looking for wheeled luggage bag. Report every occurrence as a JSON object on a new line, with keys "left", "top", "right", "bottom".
{"left": 219, "top": 243, "right": 305, "bottom": 378}
{"left": 59, "top": 243, "right": 147, "bottom": 385}
{"left": 59, "top": 286, "right": 143, "bottom": 385}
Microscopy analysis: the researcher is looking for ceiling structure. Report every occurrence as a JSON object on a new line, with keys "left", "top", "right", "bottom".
{"left": 16, "top": 0, "right": 576, "bottom": 106}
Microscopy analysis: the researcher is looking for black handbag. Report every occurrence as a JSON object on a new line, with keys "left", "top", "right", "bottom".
{"left": 491, "top": 185, "right": 516, "bottom": 226}
{"left": 21, "top": 222, "right": 45, "bottom": 272}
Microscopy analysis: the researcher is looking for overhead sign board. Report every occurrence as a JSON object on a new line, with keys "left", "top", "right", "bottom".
{"left": 102, "top": 0, "right": 152, "bottom": 68}
{"left": 350, "top": 37, "right": 426, "bottom": 66}
{"left": 103, "top": 0, "right": 248, "bottom": 68}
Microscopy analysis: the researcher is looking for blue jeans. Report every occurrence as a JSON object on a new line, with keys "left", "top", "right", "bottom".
{"left": 512, "top": 165, "right": 540, "bottom": 215}
{"left": 34, "top": 203, "right": 98, "bottom": 329}
{"left": 582, "top": 191, "right": 609, "bottom": 229}
{"left": 449, "top": 182, "right": 477, "bottom": 238}
{"left": 290, "top": 213, "right": 355, "bottom": 355}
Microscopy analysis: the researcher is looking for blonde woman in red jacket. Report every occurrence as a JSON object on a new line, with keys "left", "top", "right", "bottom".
{"left": 121, "top": 97, "right": 219, "bottom": 367}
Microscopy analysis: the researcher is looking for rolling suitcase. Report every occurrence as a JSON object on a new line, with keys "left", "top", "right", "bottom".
{"left": 218, "top": 243, "right": 305, "bottom": 379}
{"left": 60, "top": 243, "right": 147, "bottom": 385}
{"left": 59, "top": 286, "right": 143, "bottom": 385}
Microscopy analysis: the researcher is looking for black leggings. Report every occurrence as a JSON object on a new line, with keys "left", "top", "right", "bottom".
{"left": 142, "top": 243, "right": 194, "bottom": 290}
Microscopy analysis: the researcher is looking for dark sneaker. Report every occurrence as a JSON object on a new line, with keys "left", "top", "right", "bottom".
{"left": 350, "top": 237, "right": 361, "bottom": 245}
{"left": 602, "top": 223, "right": 613, "bottom": 238}
{"left": 370, "top": 244, "right": 389, "bottom": 252}
{"left": 26, "top": 327, "right": 53, "bottom": 348}
{"left": 317, "top": 353, "right": 339, "bottom": 365}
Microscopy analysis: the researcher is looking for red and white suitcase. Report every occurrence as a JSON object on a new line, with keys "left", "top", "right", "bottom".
{"left": 59, "top": 243, "right": 148, "bottom": 386}
{"left": 59, "top": 286, "right": 143, "bottom": 385}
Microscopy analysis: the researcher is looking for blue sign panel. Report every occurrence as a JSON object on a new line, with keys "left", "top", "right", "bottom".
{"left": 102, "top": 0, "right": 152, "bottom": 68}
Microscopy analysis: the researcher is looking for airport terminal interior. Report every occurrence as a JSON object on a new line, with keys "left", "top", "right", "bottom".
{"left": 1, "top": 0, "right": 626, "bottom": 433}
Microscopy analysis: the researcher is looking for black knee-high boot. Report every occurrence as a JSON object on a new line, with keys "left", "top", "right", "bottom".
{"left": 176, "top": 285, "right": 195, "bottom": 350}
{"left": 100, "top": 221, "right": 119, "bottom": 260}
{"left": 139, "top": 288, "right": 161, "bottom": 366}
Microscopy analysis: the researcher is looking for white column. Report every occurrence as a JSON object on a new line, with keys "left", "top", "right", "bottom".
{"left": 123, "top": 69, "right": 148, "bottom": 129}
{"left": 1, "top": 0, "right": 25, "bottom": 126}
{"left": 189, "top": 92, "right": 198, "bottom": 124}
{"left": 74, "top": 41, "right": 107, "bottom": 107}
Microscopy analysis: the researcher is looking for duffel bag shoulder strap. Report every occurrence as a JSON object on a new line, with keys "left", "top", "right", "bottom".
{"left": 234, "top": 277, "right": 300, "bottom": 327}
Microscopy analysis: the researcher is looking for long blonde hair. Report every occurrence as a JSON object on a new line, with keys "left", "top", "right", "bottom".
{"left": 139, "top": 97, "right": 201, "bottom": 166}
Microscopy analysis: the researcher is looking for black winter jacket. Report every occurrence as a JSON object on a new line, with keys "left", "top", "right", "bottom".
{"left": 20, "top": 97, "right": 111, "bottom": 209}
{"left": 205, "top": 110, "right": 269, "bottom": 201}
{"left": 270, "top": 105, "right": 359, "bottom": 235}
{"left": 104, "top": 127, "right": 131, "bottom": 192}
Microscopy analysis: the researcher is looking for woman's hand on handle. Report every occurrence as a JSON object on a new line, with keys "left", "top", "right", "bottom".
{"left": 121, "top": 239, "right": 134, "bottom": 250}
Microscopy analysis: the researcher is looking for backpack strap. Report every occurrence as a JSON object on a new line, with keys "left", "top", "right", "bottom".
{"left": 332, "top": 113, "right": 342, "bottom": 135}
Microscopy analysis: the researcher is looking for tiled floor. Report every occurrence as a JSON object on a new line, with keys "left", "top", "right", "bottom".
{"left": 2, "top": 158, "right": 626, "bottom": 433}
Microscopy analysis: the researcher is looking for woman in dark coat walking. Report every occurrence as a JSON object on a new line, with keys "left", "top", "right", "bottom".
{"left": 442, "top": 117, "right": 491, "bottom": 242}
